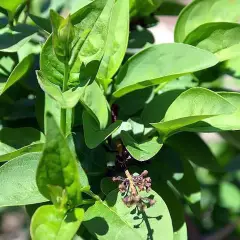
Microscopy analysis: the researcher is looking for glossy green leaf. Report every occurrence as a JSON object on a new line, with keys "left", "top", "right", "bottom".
{"left": 113, "top": 44, "right": 218, "bottom": 98}
{"left": 184, "top": 22, "right": 240, "bottom": 61}
{"left": 0, "top": 24, "right": 37, "bottom": 52}
{"left": 130, "top": 0, "right": 164, "bottom": 17}
{"left": 0, "top": 127, "right": 45, "bottom": 162}
{"left": 121, "top": 131, "right": 163, "bottom": 161}
{"left": 31, "top": 205, "right": 84, "bottom": 240}
{"left": 167, "top": 132, "right": 222, "bottom": 171}
{"left": 82, "top": 111, "right": 121, "bottom": 149}
{"left": 0, "top": 152, "right": 47, "bottom": 207}
{"left": 219, "top": 182, "right": 240, "bottom": 213}
{"left": 152, "top": 88, "right": 236, "bottom": 138}
{"left": 175, "top": 0, "right": 240, "bottom": 42}
{"left": 96, "top": 0, "right": 129, "bottom": 88}
{"left": 0, "top": 54, "right": 33, "bottom": 95}
{"left": 185, "top": 92, "right": 240, "bottom": 132}
{"left": 36, "top": 113, "right": 82, "bottom": 208}
{"left": 36, "top": 70, "right": 86, "bottom": 109}
{"left": 79, "top": 80, "right": 110, "bottom": 129}
{"left": 84, "top": 190, "right": 173, "bottom": 240}
{"left": 41, "top": 0, "right": 127, "bottom": 89}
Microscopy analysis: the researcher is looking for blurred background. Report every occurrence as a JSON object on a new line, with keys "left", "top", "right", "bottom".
{"left": 1, "top": 0, "right": 240, "bottom": 239}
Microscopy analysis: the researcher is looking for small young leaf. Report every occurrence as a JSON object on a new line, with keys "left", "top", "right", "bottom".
{"left": 31, "top": 205, "right": 84, "bottom": 240}
{"left": 0, "top": 54, "right": 33, "bottom": 95}
{"left": 174, "top": 0, "right": 240, "bottom": 42}
{"left": 50, "top": 10, "right": 75, "bottom": 63}
{"left": 113, "top": 44, "right": 218, "bottom": 98}
{"left": 82, "top": 111, "right": 121, "bottom": 149}
{"left": 184, "top": 22, "right": 240, "bottom": 61}
{"left": 121, "top": 131, "right": 163, "bottom": 161}
{"left": 36, "top": 113, "right": 82, "bottom": 208}
{"left": 0, "top": 127, "right": 45, "bottom": 162}
{"left": 0, "top": 152, "right": 47, "bottom": 207}
{"left": 84, "top": 190, "right": 173, "bottom": 240}
{"left": 151, "top": 88, "right": 236, "bottom": 138}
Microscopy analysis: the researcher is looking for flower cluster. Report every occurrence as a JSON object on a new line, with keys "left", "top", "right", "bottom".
{"left": 113, "top": 170, "right": 156, "bottom": 210}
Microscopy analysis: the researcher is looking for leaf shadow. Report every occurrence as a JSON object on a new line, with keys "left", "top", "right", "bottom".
{"left": 130, "top": 196, "right": 162, "bottom": 240}
{"left": 83, "top": 217, "right": 109, "bottom": 237}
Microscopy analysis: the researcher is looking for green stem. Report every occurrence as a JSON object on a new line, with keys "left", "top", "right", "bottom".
{"left": 60, "top": 63, "right": 69, "bottom": 136}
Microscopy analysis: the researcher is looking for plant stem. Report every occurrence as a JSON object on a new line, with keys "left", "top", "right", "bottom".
{"left": 60, "top": 63, "right": 69, "bottom": 136}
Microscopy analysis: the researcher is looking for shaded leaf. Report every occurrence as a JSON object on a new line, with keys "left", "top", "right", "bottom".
{"left": 0, "top": 24, "right": 37, "bottom": 52}
{"left": 83, "top": 111, "right": 121, "bottom": 149}
{"left": 167, "top": 132, "right": 222, "bottom": 171}
{"left": 0, "top": 54, "right": 33, "bottom": 95}
{"left": 0, "top": 127, "right": 45, "bottom": 162}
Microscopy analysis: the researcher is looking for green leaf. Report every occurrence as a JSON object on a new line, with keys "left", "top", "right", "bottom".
{"left": 36, "top": 70, "right": 86, "bottom": 109}
{"left": 31, "top": 205, "right": 84, "bottom": 240}
{"left": 0, "top": 127, "right": 45, "bottom": 162}
{"left": 167, "top": 132, "right": 222, "bottom": 171}
{"left": 174, "top": 0, "right": 240, "bottom": 43}
{"left": 96, "top": 0, "right": 129, "bottom": 88}
{"left": 130, "top": 0, "right": 164, "bottom": 17}
{"left": 184, "top": 22, "right": 240, "bottom": 61}
{"left": 0, "top": 54, "right": 33, "bottom": 95}
{"left": 185, "top": 92, "right": 240, "bottom": 132}
{"left": 0, "top": 152, "right": 47, "bottom": 207}
{"left": 121, "top": 131, "right": 163, "bottom": 161}
{"left": 84, "top": 190, "right": 173, "bottom": 240}
{"left": 79, "top": 80, "right": 110, "bottom": 129}
{"left": 50, "top": 10, "right": 75, "bottom": 63}
{"left": 29, "top": 14, "right": 52, "bottom": 33}
{"left": 141, "top": 90, "right": 183, "bottom": 125}
{"left": 153, "top": 182, "right": 187, "bottom": 240}
{"left": 151, "top": 88, "right": 236, "bottom": 138}
{"left": 172, "top": 159, "right": 201, "bottom": 217}
{"left": 219, "top": 182, "right": 240, "bottom": 213}
{"left": 0, "top": 0, "right": 26, "bottom": 19}
{"left": 41, "top": 0, "right": 127, "bottom": 89}
{"left": 36, "top": 113, "right": 82, "bottom": 208}
{"left": 113, "top": 43, "right": 218, "bottom": 98}
{"left": 0, "top": 24, "right": 37, "bottom": 52}
{"left": 82, "top": 111, "right": 121, "bottom": 149}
